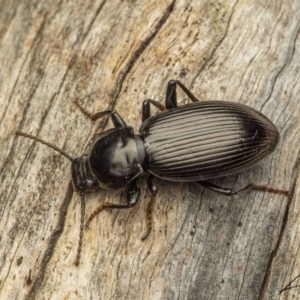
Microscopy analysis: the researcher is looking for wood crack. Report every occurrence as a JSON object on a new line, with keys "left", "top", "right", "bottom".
{"left": 191, "top": 0, "right": 240, "bottom": 89}
{"left": 258, "top": 145, "right": 300, "bottom": 299}
{"left": 26, "top": 182, "right": 74, "bottom": 299}
{"left": 101, "top": 0, "right": 176, "bottom": 129}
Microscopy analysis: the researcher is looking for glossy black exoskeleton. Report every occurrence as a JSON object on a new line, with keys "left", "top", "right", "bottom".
{"left": 16, "top": 80, "right": 289, "bottom": 265}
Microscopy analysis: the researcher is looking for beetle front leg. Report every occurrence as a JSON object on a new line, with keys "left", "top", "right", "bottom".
{"left": 73, "top": 99, "right": 126, "bottom": 128}
{"left": 197, "top": 181, "right": 289, "bottom": 196}
{"left": 141, "top": 175, "right": 158, "bottom": 240}
{"left": 85, "top": 179, "right": 141, "bottom": 228}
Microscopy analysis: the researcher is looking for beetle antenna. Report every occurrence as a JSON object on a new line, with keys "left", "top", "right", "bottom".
{"left": 75, "top": 192, "right": 85, "bottom": 266}
{"left": 15, "top": 131, "right": 74, "bottom": 162}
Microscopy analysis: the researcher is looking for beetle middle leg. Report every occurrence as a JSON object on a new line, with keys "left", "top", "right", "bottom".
{"left": 197, "top": 180, "right": 289, "bottom": 196}
{"left": 142, "top": 99, "right": 165, "bottom": 122}
{"left": 85, "top": 179, "right": 141, "bottom": 228}
{"left": 142, "top": 80, "right": 200, "bottom": 121}
{"left": 73, "top": 99, "right": 126, "bottom": 128}
{"left": 165, "top": 80, "right": 200, "bottom": 109}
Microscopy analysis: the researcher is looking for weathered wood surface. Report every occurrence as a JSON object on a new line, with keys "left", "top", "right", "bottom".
{"left": 0, "top": 0, "right": 299, "bottom": 299}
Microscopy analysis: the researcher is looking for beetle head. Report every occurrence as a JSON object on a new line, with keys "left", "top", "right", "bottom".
{"left": 71, "top": 155, "right": 99, "bottom": 193}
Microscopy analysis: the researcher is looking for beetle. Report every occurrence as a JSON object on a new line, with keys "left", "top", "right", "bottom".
{"left": 16, "top": 80, "right": 289, "bottom": 265}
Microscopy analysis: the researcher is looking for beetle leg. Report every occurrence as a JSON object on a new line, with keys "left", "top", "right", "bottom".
{"left": 234, "top": 183, "right": 289, "bottom": 196}
{"left": 141, "top": 175, "right": 158, "bottom": 240}
{"left": 85, "top": 179, "right": 141, "bottom": 228}
{"left": 142, "top": 79, "right": 200, "bottom": 121}
{"left": 110, "top": 112, "right": 127, "bottom": 128}
{"left": 197, "top": 181, "right": 236, "bottom": 196}
{"left": 165, "top": 80, "right": 178, "bottom": 109}
{"left": 165, "top": 80, "right": 200, "bottom": 109}
{"left": 142, "top": 99, "right": 165, "bottom": 122}
{"left": 73, "top": 99, "right": 126, "bottom": 128}
{"left": 176, "top": 80, "right": 200, "bottom": 103}
{"left": 197, "top": 181, "right": 289, "bottom": 196}
{"left": 127, "top": 179, "right": 141, "bottom": 205}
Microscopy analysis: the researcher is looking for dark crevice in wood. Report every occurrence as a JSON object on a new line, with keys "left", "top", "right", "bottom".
{"left": 26, "top": 182, "right": 74, "bottom": 300}
{"left": 0, "top": 0, "right": 18, "bottom": 42}
{"left": 261, "top": 25, "right": 300, "bottom": 111}
{"left": 258, "top": 24, "right": 300, "bottom": 299}
{"left": 0, "top": 210, "right": 34, "bottom": 290}
{"left": 258, "top": 146, "right": 300, "bottom": 299}
{"left": 65, "top": 1, "right": 176, "bottom": 157}
{"left": 0, "top": 9, "right": 49, "bottom": 127}
{"left": 99, "top": 0, "right": 176, "bottom": 131}
{"left": 68, "top": 1, "right": 176, "bottom": 152}
{"left": 0, "top": 93, "right": 56, "bottom": 227}
{"left": 191, "top": 0, "right": 240, "bottom": 90}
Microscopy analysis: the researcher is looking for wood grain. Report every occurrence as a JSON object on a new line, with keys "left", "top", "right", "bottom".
{"left": 0, "top": 0, "right": 299, "bottom": 299}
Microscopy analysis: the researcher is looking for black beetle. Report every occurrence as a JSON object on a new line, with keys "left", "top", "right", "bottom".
{"left": 16, "top": 80, "right": 288, "bottom": 265}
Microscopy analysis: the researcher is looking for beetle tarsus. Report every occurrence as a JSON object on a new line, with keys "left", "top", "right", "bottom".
{"left": 141, "top": 229, "right": 151, "bottom": 241}
{"left": 236, "top": 183, "right": 289, "bottom": 196}
{"left": 73, "top": 99, "right": 127, "bottom": 128}
{"left": 85, "top": 206, "right": 105, "bottom": 228}
{"left": 73, "top": 99, "right": 95, "bottom": 120}
{"left": 198, "top": 181, "right": 288, "bottom": 196}
{"left": 73, "top": 99, "right": 113, "bottom": 122}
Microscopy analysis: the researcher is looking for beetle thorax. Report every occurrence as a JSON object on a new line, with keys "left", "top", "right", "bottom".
{"left": 88, "top": 127, "right": 145, "bottom": 189}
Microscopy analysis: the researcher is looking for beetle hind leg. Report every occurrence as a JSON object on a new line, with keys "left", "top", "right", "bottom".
{"left": 235, "top": 183, "right": 289, "bottom": 196}
{"left": 197, "top": 180, "right": 289, "bottom": 196}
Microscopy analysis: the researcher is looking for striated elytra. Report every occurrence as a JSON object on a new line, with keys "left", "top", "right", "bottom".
{"left": 141, "top": 100, "right": 279, "bottom": 182}
{"left": 16, "top": 80, "right": 288, "bottom": 265}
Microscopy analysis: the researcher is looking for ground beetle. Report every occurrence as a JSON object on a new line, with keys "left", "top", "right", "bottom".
{"left": 16, "top": 80, "right": 289, "bottom": 265}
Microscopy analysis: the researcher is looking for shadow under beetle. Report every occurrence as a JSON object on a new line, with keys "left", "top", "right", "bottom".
{"left": 16, "top": 80, "right": 289, "bottom": 265}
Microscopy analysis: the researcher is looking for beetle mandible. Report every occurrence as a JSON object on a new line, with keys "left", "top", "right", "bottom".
{"left": 16, "top": 80, "right": 289, "bottom": 265}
